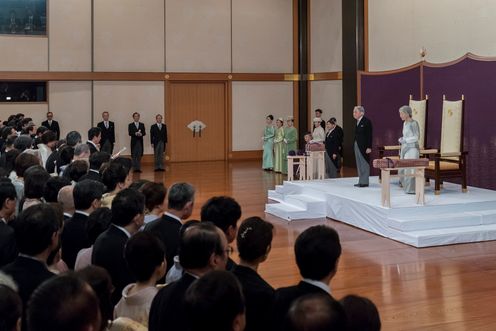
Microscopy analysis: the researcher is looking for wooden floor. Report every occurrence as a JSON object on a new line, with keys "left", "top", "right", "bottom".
{"left": 136, "top": 160, "right": 496, "bottom": 331}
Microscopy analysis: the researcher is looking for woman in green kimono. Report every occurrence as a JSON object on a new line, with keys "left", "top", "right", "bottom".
{"left": 273, "top": 118, "right": 285, "bottom": 173}
{"left": 262, "top": 115, "right": 275, "bottom": 170}
{"left": 282, "top": 116, "right": 298, "bottom": 174}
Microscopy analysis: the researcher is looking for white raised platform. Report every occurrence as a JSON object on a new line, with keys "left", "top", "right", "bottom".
{"left": 265, "top": 176, "right": 496, "bottom": 247}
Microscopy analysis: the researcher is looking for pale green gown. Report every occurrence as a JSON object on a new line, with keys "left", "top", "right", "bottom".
{"left": 273, "top": 127, "right": 285, "bottom": 173}
{"left": 262, "top": 126, "right": 275, "bottom": 169}
{"left": 282, "top": 126, "right": 298, "bottom": 174}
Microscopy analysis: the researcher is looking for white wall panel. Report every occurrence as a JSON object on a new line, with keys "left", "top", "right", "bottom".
{"left": 232, "top": 82, "right": 293, "bottom": 151}
{"left": 311, "top": 81, "right": 343, "bottom": 130}
{"left": 93, "top": 82, "right": 164, "bottom": 155}
{"left": 165, "top": 0, "right": 231, "bottom": 72}
{"left": 232, "top": 0, "right": 292, "bottom": 73}
{"left": 0, "top": 104, "right": 48, "bottom": 126}
{"left": 49, "top": 0, "right": 92, "bottom": 71}
{"left": 0, "top": 37, "right": 48, "bottom": 71}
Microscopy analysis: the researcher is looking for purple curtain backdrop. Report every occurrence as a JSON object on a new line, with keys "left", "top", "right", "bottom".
{"left": 359, "top": 57, "right": 496, "bottom": 190}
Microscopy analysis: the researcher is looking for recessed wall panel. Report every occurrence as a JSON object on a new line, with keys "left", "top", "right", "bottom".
{"left": 311, "top": 81, "right": 343, "bottom": 130}
{"left": 0, "top": 37, "right": 47, "bottom": 71}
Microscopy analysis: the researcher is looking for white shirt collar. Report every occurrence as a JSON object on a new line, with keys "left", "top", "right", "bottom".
{"left": 89, "top": 169, "right": 99, "bottom": 174}
{"left": 114, "top": 224, "right": 131, "bottom": 238}
{"left": 164, "top": 212, "right": 182, "bottom": 224}
{"left": 63, "top": 212, "right": 73, "bottom": 218}
{"left": 0, "top": 218, "right": 7, "bottom": 224}
{"left": 302, "top": 279, "right": 331, "bottom": 294}
{"left": 87, "top": 140, "right": 98, "bottom": 148}
{"left": 357, "top": 115, "right": 363, "bottom": 125}
{"left": 75, "top": 210, "right": 90, "bottom": 217}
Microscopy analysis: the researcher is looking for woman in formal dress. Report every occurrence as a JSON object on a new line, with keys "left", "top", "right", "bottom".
{"left": 273, "top": 118, "right": 285, "bottom": 173}
{"left": 311, "top": 118, "right": 325, "bottom": 143}
{"left": 282, "top": 116, "right": 298, "bottom": 174}
{"left": 398, "top": 105, "right": 420, "bottom": 194}
{"left": 262, "top": 115, "right": 275, "bottom": 171}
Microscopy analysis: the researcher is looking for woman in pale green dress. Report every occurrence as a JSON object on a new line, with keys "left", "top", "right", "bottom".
{"left": 273, "top": 118, "right": 285, "bottom": 173}
{"left": 262, "top": 115, "right": 275, "bottom": 170}
{"left": 398, "top": 105, "right": 420, "bottom": 194}
{"left": 282, "top": 116, "right": 298, "bottom": 174}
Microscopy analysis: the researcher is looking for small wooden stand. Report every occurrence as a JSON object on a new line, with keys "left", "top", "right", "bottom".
{"left": 306, "top": 151, "right": 325, "bottom": 180}
{"left": 287, "top": 155, "right": 307, "bottom": 181}
{"left": 380, "top": 166, "right": 426, "bottom": 208}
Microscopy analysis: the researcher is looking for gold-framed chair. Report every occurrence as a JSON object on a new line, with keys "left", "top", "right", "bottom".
{"left": 422, "top": 95, "right": 467, "bottom": 195}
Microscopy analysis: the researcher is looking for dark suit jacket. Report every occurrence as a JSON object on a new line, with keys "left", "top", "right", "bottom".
{"left": 325, "top": 128, "right": 342, "bottom": 169}
{"left": 272, "top": 281, "right": 332, "bottom": 330}
{"left": 150, "top": 123, "right": 168, "bottom": 146}
{"left": 232, "top": 265, "right": 275, "bottom": 331}
{"left": 128, "top": 122, "right": 146, "bottom": 155}
{"left": 45, "top": 150, "right": 61, "bottom": 174}
{"left": 79, "top": 170, "right": 102, "bottom": 183}
{"left": 144, "top": 214, "right": 181, "bottom": 272}
{"left": 97, "top": 121, "right": 115, "bottom": 145}
{"left": 0, "top": 221, "right": 17, "bottom": 267}
{"left": 41, "top": 120, "right": 60, "bottom": 140}
{"left": 335, "top": 125, "right": 344, "bottom": 156}
{"left": 61, "top": 212, "right": 90, "bottom": 269}
{"left": 92, "top": 224, "right": 134, "bottom": 305}
{"left": 149, "top": 273, "right": 197, "bottom": 331}
{"left": 354, "top": 116, "right": 373, "bottom": 161}
{"left": 87, "top": 141, "right": 99, "bottom": 155}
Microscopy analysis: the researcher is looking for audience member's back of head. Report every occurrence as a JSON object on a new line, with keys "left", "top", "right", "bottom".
{"left": 12, "top": 204, "right": 60, "bottom": 256}
{"left": 295, "top": 225, "right": 341, "bottom": 281}
{"left": 0, "top": 180, "right": 16, "bottom": 210}
{"left": 58, "top": 145, "right": 74, "bottom": 167}
{"left": 102, "top": 162, "right": 128, "bottom": 192}
{"left": 74, "top": 179, "right": 105, "bottom": 211}
{"left": 23, "top": 165, "right": 50, "bottom": 199}
{"left": 89, "top": 151, "right": 110, "bottom": 171}
{"left": 125, "top": 231, "right": 166, "bottom": 282}
{"left": 185, "top": 270, "right": 245, "bottom": 331}
{"left": 86, "top": 207, "right": 112, "bottom": 244}
{"left": 65, "top": 131, "right": 82, "bottom": 147}
{"left": 236, "top": 216, "right": 274, "bottom": 263}
{"left": 139, "top": 181, "right": 167, "bottom": 212}
{"left": 41, "top": 130, "right": 56, "bottom": 145}
{"left": 14, "top": 153, "right": 40, "bottom": 178}
{"left": 340, "top": 295, "right": 381, "bottom": 331}
{"left": 13, "top": 135, "right": 33, "bottom": 152}
{"left": 111, "top": 157, "right": 132, "bottom": 174}
{"left": 0, "top": 283, "right": 22, "bottom": 331}
{"left": 0, "top": 149, "right": 20, "bottom": 177}
{"left": 57, "top": 185, "right": 74, "bottom": 213}
{"left": 111, "top": 188, "right": 145, "bottom": 227}
{"left": 27, "top": 274, "right": 101, "bottom": 331}
{"left": 128, "top": 179, "right": 150, "bottom": 191}
{"left": 43, "top": 177, "right": 71, "bottom": 203}
{"left": 74, "top": 143, "right": 90, "bottom": 158}
{"left": 201, "top": 196, "right": 241, "bottom": 237}
{"left": 179, "top": 222, "right": 224, "bottom": 270}
{"left": 288, "top": 293, "right": 347, "bottom": 331}
{"left": 167, "top": 182, "right": 195, "bottom": 211}
{"left": 65, "top": 160, "right": 89, "bottom": 182}
{"left": 88, "top": 127, "right": 101, "bottom": 141}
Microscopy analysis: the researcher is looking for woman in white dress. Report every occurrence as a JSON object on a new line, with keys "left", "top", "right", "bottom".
{"left": 398, "top": 105, "right": 420, "bottom": 194}
{"left": 311, "top": 118, "right": 325, "bottom": 143}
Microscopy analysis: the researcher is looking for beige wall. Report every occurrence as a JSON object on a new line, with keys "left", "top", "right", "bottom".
{"left": 232, "top": 82, "right": 293, "bottom": 151}
{"left": 0, "top": 104, "right": 48, "bottom": 126}
{"left": 49, "top": 0, "right": 91, "bottom": 71}
{"left": 368, "top": 0, "right": 496, "bottom": 71}
{"left": 310, "top": 0, "right": 342, "bottom": 72}
{"left": 232, "top": 0, "right": 292, "bottom": 73}
{"left": 0, "top": 37, "right": 48, "bottom": 71}
{"left": 93, "top": 81, "right": 164, "bottom": 155}
{"left": 311, "top": 81, "right": 343, "bottom": 130}
{"left": 94, "top": 0, "right": 165, "bottom": 72}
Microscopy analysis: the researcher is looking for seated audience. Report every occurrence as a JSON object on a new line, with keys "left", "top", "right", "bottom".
{"left": 79, "top": 151, "right": 110, "bottom": 182}
{"left": 92, "top": 188, "right": 145, "bottom": 305}
{"left": 0, "top": 149, "right": 20, "bottom": 178}
{"left": 201, "top": 196, "right": 242, "bottom": 270}
{"left": 185, "top": 270, "right": 246, "bottom": 331}
{"left": 149, "top": 222, "right": 229, "bottom": 331}
{"left": 57, "top": 185, "right": 75, "bottom": 220}
{"left": 13, "top": 135, "right": 33, "bottom": 152}
{"left": 287, "top": 293, "right": 347, "bottom": 331}
{"left": 21, "top": 165, "right": 50, "bottom": 211}
{"left": 0, "top": 275, "right": 22, "bottom": 331}
{"left": 12, "top": 153, "right": 39, "bottom": 210}
{"left": 37, "top": 130, "right": 57, "bottom": 167}
{"left": 272, "top": 225, "right": 342, "bottom": 330}
{"left": 42, "top": 176, "right": 71, "bottom": 203}
{"left": 27, "top": 275, "right": 101, "bottom": 331}
{"left": 63, "top": 159, "right": 89, "bottom": 183}
{"left": 87, "top": 127, "right": 102, "bottom": 154}
{"left": 340, "top": 295, "right": 381, "bottom": 331}
{"left": 54, "top": 145, "right": 74, "bottom": 174}
{"left": 139, "top": 182, "right": 167, "bottom": 224}
{"left": 145, "top": 182, "right": 194, "bottom": 271}
{"left": 165, "top": 219, "right": 200, "bottom": 283}
{"left": 232, "top": 217, "right": 275, "bottom": 331}
{"left": 61, "top": 179, "right": 105, "bottom": 269}
{"left": 114, "top": 232, "right": 166, "bottom": 326}
{"left": 73, "top": 143, "right": 91, "bottom": 161}
{"left": 45, "top": 131, "right": 81, "bottom": 174}
{"left": 101, "top": 161, "right": 132, "bottom": 208}
{"left": 0, "top": 180, "right": 17, "bottom": 267}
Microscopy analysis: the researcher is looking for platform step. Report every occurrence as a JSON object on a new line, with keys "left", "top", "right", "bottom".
{"left": 285, "top": 194, "right": 326, "bottom": 213}
{"left": 406, "top": 223, "right": 496, "bottom": 247}
{"left": 466, "top": 209, "right": 496, "bottom": 225}
{"left": 388, "top": 212, "right": 482, "bottom": 232}
{"left": 265, "top": 202, "right": 325, "bottom": 221}
{"left": 268, "top": 190, "right": 284, "bottom": 202}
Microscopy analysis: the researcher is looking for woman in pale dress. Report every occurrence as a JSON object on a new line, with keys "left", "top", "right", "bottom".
{"left": 262, "top": 115, "right": 275, "bottom": 171}
{"left": 282, "top": 116, "right": 298, "bottom": 174}
{"left": 311, "top": 118, "right": 325, "bottom": 143}
{"left": 273, "top": 118, "right": 285, "bottom": 173}
{"left": 398, "top": 105, "right": 420, "bottom": 194}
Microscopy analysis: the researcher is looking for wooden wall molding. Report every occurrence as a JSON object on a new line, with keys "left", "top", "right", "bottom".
{"left": 228, "top": 150, "right": 263, "bottom": 161}
{"left": 311, "top": 72, "right": 343, "bottom": 80}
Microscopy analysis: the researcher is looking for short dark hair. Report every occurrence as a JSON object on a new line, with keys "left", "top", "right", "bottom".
{"left": 13, "top": 134, "right": 33, "bottom": 151}
{"left": 43, "top": 176, "right": 71, "bottom": 203}
{"left": 0, "top": 180, "right": 16, "bottom": 208}
{"left": 201, "top": 196, "right": 241, "bottom": 234}
{"left": 125, "top": 232, "right": 165, "bottom": 282}
{"left": 167, "top": 182, "right": 195, "bottom": 210}
{"left": 288, "top": 293, "right": 346, "bottom": 331}
{"left": 12, "top": 204, "right": 60, "bottom": 255}
{"left": 294, "top": 225, "right": 341, "bottom": 280}
{"left": 139, "top": 182, "right": 167, "bottom": 212}
{"left": 73, "top": 179, "right": 105, "bottom": 211}
{"left": 236, "top": 217, "right": 274, "bottom": 262}
{"left": 36, "top": 126, "right": 47, "bottom": 136}
{"left": 27, "top": 275, "right": 100, "bottom": 331}
{"left": 102, "top": 162, "right": 128, "bottom": 192}
{"left": 14, "top": 153, "right": 40, "bottom": 177}
{"left": 111, "top": 188, "right": 145, "bottom": 227}
{"left": 41, "top": 130, "right": 57, "bottom": 145}
{"left": 86, "top": 207, "right": 112, "bottom": 244}
{"left": 89, "top": 151, "right": 111, "bottom": 171}
{"left": 330, "top": 117, "right": 337, "bottom": 123}
{"left": 111, "top": 157, "right": 133, "bottom": 174}
{"left": 267, "top": 114, "right": 274, "bottom": 120}
{"left": 315, "top": 108, "right": 323, "bottom": 114}
{"left": 340, "top": 295, "right": 381, "bottom": 331}
{"left": 185, "top": 270, "right": 245, "bottom": 331}
{"left": 0, "top": 149, "right": 20, "bottom": 176}
{"left": 65, "top": 131, "right": 82, "bottom": 147}
{"left": 65, "top": 160, "right": 89, "bottom": 182}
{"left": 179, "top": 222, "right": 224, "bottom": 270}
{"left": 1, "top": 126, "right": 13, "bottom": 140}
{"left": 0, "top": 284, "right": 22, "bottom": 331}
{"left": 59, "top": 145, "right": 74, "bottom": 166}
{"left": 88, "top": 127, "right": 101, "bottom": 141}
{"left": 23, "top": 165, "right": 50, "bottom": 199}
{"left": 132, "top": 112, "right": 140, "bottom": 117}
{"left": 128, "top": 179, "right": 150, "bottom": 191}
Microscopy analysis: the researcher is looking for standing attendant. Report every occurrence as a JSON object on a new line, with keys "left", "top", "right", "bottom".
{"left": 282, "top": 116, "right": 298, "bottom": 174}
{"left": 150, "top": 114, "right": 167, "bottom": 172}
{"left": 273, "top": 118, "right": 285, "bottom": 173}
{"left": 41, "top": 111, "right": 60, "bottom": 140}
{"left": 324, "top": 119, "right": 340, "bottom": 178}
{"left": 353, "top": 106, "right": 373, "bottom": 187}
{"left": 315, "top": 109, "right": 326, "bottom": 129}
{"left": 398, "top": 105, "right": 420, "bottom": 194}
{"left": 128, "top": 112, "right": 146, "bottom": 173}
{"left": 330, "top": 117, "right": 344, "bottom": 156}
{"left": 97, "top": 111, "right": 115, "bottom": 155}
{"left": 262, "top": 115, "right": 275, "bottom": 171}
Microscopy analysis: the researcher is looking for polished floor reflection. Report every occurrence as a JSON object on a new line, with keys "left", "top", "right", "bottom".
{"left": 137, "top": 160, "right": 496, "bottom": 330}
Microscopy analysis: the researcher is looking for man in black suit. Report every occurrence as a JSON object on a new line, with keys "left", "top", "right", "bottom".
{"left": 0, "top": 180, "right": 17, "bottom": 267}
{"left": 2, "top": 204, "right": 60, "bottom": 312}
{"left": 97, "top": 111, "right": 115, "bottom": 155}
{"left": 149, "top": 222, "right": 229, "bottom": 331}
{"left": 86, "top": 127, "right": 101, "bottom": 155}
{"left": 92, "top": 188, "right": 145, "bottom": 305}
{"left": 330, "top": 117, "right": 344, "bottom": 156}
{"left": 272, "top": 225, "right": 342, "bottom": 331}
{"left": 61, "top": 180, "right": 105, "bottom": 269}
{"left": 145, "top": 182, "right": 195, "bottom": 272}
{"left": 128, "top": 112, "right": 146, "bottom": 173}
{"left": 353, "top": 106, "right": 373, "bottom": 187}
{"left": 79, "top": 151, "right": 110, "bottom": 183}
{"left": 150, "top": 114, "right": 168, "bottom": 171}
{"left": 41, "top": 111, "right": 60, "bottom": 140}
{"left": 324, "top": 119, "right": 342, "bottom": 178}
